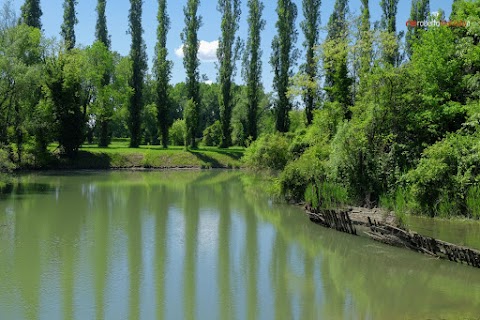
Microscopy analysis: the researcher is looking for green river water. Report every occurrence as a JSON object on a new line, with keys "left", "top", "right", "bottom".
{"left": 0, "top": 170, "right": 479, "bottom": 320}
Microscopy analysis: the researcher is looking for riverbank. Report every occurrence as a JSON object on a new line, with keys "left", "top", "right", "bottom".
{"left": 7, "top": 143, "right": 245, "bottom": 171}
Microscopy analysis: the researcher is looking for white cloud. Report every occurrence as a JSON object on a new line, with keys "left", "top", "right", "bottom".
{"left": 204, "top": 80, "right": 214, "bottom": 85}
{"left": 174, "top": 40, "right": 218, "bottom": 62}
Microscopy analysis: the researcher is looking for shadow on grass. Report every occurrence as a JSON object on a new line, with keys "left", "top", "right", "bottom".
{"left": 198, "top": 147, "right": 244, "bottom": 161}
{"left": 187, "top": 150, "right": 225, "bottom": 168}
{"left": 58, "top": 151, "right": 112, "bottom": 169}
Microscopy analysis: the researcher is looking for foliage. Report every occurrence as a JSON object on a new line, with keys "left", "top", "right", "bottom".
{"left": 300, "top": 0, "right": 321, "bottom": 125}
{"left": 128, "top": 0, "right": 147, "bottom": 148}
{"left": 406, "top": 131, "right": 480, "bottom": 217}
{"left": 21, "top": 0, "right": 42, "bottom": 29}
{"left": 243, "top": 0, "right": 265, "bottom": 141}
{"left": 323, "top": 0, "right": 352, "bottom": 117}
{"left": 44, "top": 50, "right": 85, "bottom": 157}
{"left": 0, "top": 24, "right": 44, "bottom": 162}
{"left": 95, "top": 0, "right": 110, "bottom": 48}
{"left": 217, "top": 0, "right": 242, "bottom": 148}
{"left": 405, "top": 0, "right": 429, "bottom": 58}
{"left": 0, "top": 147, "right": 15, "bottom": 171}
{"left": 202, "top": 120, "right": 222, "bottom": 147}
{"left": 270, "top": 0, "right": 298, "bottom": 132}
{"left": 379, "top": 0, "right": 399, "bottom": 65}
{"left": 243, "top": 133, "right": 290, "bottom": 170}
{"left": 182, "top": 0, "right": 202, "bottom": 148}
{"left": 61, "top": 0, "right": 78, "bottom": 50}
{"left": 143, "top": 103, "right": 159, "bottom": 145}
{"left": 467, "top": 185, "right": 480, "bottom": 219}
{"left": 154, "top": 0, "right": 172, "bottom": 148}
{"left": 169, "top": 119, "right": 186, "bottom": 146}
{"left": 184, "top": 98, "right": 199, "bottom": 148}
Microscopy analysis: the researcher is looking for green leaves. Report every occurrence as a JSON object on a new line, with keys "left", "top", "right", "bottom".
{"left": 271, "top": 0, "right": 298, "bottom": 132}
{"left": 217, "top": 0, "right": 242, "bottom": 147}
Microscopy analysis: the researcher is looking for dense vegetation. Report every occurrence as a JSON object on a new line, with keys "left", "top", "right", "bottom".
{"left": 245, "top": 0, "right": 480, "bottom": 219}
{"left": 1, "top": 0, "right": 479, "bottom": 218}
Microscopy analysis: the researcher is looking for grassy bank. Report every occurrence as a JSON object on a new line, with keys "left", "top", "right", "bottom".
{"left": 24, "top": 141, "right": 245, "bottom": 170}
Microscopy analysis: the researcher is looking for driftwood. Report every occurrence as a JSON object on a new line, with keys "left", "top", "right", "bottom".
{"left": 305, "top": 205, "right": 480, "bottom": 269}
{"left": 306, "top": 205, "right": 357, "bottom": 235}
{"left": 365, "top": 221, "right": 480, "bottom": 268}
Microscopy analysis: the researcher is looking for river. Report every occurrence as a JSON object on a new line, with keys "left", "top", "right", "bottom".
{"left": 0, "top": 171, "right": 479, "bottom": 319}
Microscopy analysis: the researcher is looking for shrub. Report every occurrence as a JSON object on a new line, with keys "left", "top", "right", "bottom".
{"left": 405, "top": 132, "right": 480, "bottom": 217}
{"left": 467, "top": 185, "right": 480, "bottom": 219}
{"left": 243, "top": 133, "right": 290, "bottom": 171}
{"left": 169, "top": 119, "right": 186, "bottom": 146}
{"left": 0, "top": 147, "right": 15, "bottom": 172}
{"left": 280, "top": 144, "right": 329, "bottom": 202}
{"left": 202, "top": 120, "right": 222, "bottom": 146}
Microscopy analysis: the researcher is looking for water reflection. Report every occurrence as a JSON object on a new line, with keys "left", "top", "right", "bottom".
{"left": 0, "top": 171, "right": 479, "bottom": 320}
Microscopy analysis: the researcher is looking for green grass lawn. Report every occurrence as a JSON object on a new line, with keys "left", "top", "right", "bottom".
{"left": 47, "top": 141, "right": 245, "bottom": 169}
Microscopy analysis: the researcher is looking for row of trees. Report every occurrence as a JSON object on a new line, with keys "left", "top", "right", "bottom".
{"left": 0, "top": 0, "right": 267, "bottom": 162}
{"left": 244, "top": 0, "right": 480, "bottom": 218}
{"left": 3, "top": 0, "right": 331, "bottom": 162}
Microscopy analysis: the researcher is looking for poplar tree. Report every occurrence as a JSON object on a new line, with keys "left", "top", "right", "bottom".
{"left": 95, "top": 0, "right": 111, "bottom": 147}
{"left": 243, "top": 0, "right": 265, "bottom": 141}
{"left": 359, "top": 0, "right": 371, "bottom": 76}
{"left": 154, "top": 0, "right": 172, "bottom": 148}
{"left": 182, "top": 0, "right": 202, "bottom": 148}
{"left": 406, "top": 0, "right": 430, "bottom": 58}
{"left": 270, "top": 0, "right": 298, "bottom": 133}
{"left": 20, "top": 0, "right": 42, "bottom": 29}
{"left": 128, "top": 0, "right": 147, "bottom": 148}
{"left": 95, "top": 0, "right": 110, "bottom": 48}
{"left": 61, "top": 0, "right": 78, "bottom": 50}
{"left": 301, "top": 0, "right": 321, "bottom": 125}
{"left": 380, "top": 0, "right": 399, "bottom": 65}
{"left": 324, "top": 0, "right": 351, "bottom": 117}
{"left": 217, "top": 0, "right": 241, "bottom": 147}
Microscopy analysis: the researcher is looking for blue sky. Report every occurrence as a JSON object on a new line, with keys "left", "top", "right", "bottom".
{"left": 7, "top": 0, "right": 453, "bottom": 92}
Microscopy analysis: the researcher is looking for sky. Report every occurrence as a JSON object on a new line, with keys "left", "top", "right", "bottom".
{"left": 6, "top": 0, "right": 454, "bottom": 92}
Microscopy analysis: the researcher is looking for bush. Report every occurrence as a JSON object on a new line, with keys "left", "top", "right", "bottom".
{"left": 169, "top": 119, "right": 186, "bottom": 146}
{"left": 280, "top": 144, "right": 329, "bottom": 202}
{"left": 405, "top": 132, "right": 480, "bottom": 217}
{"left": 0, "top": 147, "right": 15, "bottom": 171}
{"left": 243, "top": 133, "right": 291, "bottom": 171}
{"left": 202, "top": 120, "right": 222, "bottom": 146}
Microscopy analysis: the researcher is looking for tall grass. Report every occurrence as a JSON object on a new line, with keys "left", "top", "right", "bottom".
{"left": 379, "top": 188, "right": 413, "bottom": 226}
{"left": 466, "top": 185, "right": 480, "bottom": 219}
{"left": 305, "top": 181, "right": 348, "bottom": 209}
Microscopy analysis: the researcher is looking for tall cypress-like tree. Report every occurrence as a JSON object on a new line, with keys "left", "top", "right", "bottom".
{"left": 154, "top": 0, "right": 172, "bottom": 148}
{"left": 217, "top": 0, "right": 241, "bottom": 147}
{"left": 20, "top": 0, "right": 42, "bottom": 29}
{"left": 182, "top": 0, "right": 202, "bottom": 148}
{"left": 128, "top": 0, "right": 147, "bottom": 148}
{"left": 380, "top": 0, "right": 399, "bottom": 65}
{"left": 95, "top": 0, "right": 112, "bottom": 147}
{"left": 301, "top": 0, "right": 321, "bottom": 126}
{"left": 406, "top": 0, "right": 429, "bottom": 58}
{"left": 61, "top": 0, "right": 78, "bottom": 50}
{"left": 270, "top": 0, "right": 298, "bottom": 133}
{"left": 359, "top": 0, "right": 372, "bottom": 78}
{"left": 243, "top": 0, "right": 265, "bottom": 141}
{"left": 324, "top": 0, "right": 351, "bottom": 117}
{"left": 95, "top": 0, "right": 110, "bottom": 48}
